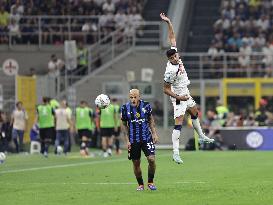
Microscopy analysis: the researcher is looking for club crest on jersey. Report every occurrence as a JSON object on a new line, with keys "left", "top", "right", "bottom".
{"left": 135, "top": 112, "right": 140, "bottom": 118}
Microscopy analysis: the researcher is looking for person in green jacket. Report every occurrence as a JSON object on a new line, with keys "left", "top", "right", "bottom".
{"left": 98, "top": 102, "right": 117, "bottom": 157}
{"left": 36, "top": 97, "right": 55, "bottom": 157}
{"left": 49, "top": 98, "right": 60, "bottom": 109}
{"left": 77, "top": 41, "right": 88, "bottom": 75}
{"left": 216, "top": 100, "right": 229, "bottom": 126}
{"left": 75, "top": 101, "right": 95, "bottom": 156}
{"left": 112, "top": 98, "right": 122, "bottom": 155}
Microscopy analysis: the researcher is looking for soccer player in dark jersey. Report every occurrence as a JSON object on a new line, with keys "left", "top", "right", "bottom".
{"left": 121, "top": 89, "right": 159, "bottom": 191}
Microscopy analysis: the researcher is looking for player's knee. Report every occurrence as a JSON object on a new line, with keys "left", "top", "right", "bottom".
{"left": 190, "top": 112, "right": 198, "bottom": 119}
{"left": 133, "top": 160, "right": 141, "bottom": 167}
{"left": 174, "top": 125, "right": 182, "bottom": 131}
{"left": 148, "top": 156, "right": 155, "bottom": 164}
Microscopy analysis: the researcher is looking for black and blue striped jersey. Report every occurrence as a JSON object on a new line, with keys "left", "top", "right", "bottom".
{"left": 121, "top": 100, "right": 152, "bottom": 143}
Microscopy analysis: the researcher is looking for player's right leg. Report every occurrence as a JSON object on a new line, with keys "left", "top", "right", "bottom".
{"left": 12, "top": 129, "right": 19, "bottom": 153}
{"left": 130, "top": 143, "right": 144, "bottom": 191}
{"left": 101, "top": 136, "right": 108, "bottom": 157}
{"left": 172, "top": 115, "right": 184, "bottom": 164}
{"left": 114, "top": 127, "right": 121, "bottom": 154}
{"left": 79, "top": 130, "right": 89, "bottom": 156}
{"left": 171, "top": 101, "right": 187, "bottom": 164}
{"left": 63, "top": 130, "right": 69, "bottom": 154}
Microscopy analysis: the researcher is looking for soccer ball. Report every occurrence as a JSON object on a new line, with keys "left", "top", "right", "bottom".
{"left": 0, "top": 152, "right": 6, "bottom": 164}
{"left": 57, "top": 146, "right": 63, "bottom": 155}
{"left": 95, "top": 94, "right": 110, "bottom": 109}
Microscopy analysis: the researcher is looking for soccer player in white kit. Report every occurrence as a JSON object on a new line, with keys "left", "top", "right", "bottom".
{"left": 160, "top": 13, "right": 214, "bottom": 164}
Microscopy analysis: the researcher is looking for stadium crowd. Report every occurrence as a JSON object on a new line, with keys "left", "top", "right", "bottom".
{"left": 208, "top": 0, "right": 273, "bottom": 77}
{"left": 0, "top": 0, "right": 144, "bottom": 44}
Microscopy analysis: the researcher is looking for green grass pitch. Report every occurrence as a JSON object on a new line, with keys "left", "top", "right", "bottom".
{"left": 0, "top": 150, "right": 272, "bottom": 205}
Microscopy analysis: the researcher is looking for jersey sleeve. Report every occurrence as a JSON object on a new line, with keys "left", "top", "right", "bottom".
{"left": 145, "top": 103, "right": 152, "bottom": 117}
{"left": 164, "top": 69, "right": 176, "bottom": 84}
{"left": 120, "top": 105, "right": 127, "bottom": 121}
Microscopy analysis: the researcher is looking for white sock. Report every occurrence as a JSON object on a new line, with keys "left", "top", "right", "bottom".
{"left": 107, "top": 148, "right": 112, "bottom": 154}
{"left": 172, "top": 129, "right": 180, "bottom": 154}
{"left": 192, "top": 118, "right": 205, "bottom": 138}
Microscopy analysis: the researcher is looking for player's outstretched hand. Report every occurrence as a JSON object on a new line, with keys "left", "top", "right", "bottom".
{"left": 160, "top": 12, "right": 170, "bottom": 22}
{"left": 177, "top": 95, "right": 190, "bottom": 101}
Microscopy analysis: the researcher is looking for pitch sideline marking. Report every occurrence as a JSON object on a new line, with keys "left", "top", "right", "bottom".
{"left": 1, "top": 181, "right": 206, "bottom": 185}
{"left": 0, "top": 158, "right": 127, "bottom": 174}
{"left": 175, "top": 181, "right": 206, "bottom": 184}
{"left": 0, "top": 154, "right": 171, "bottom": 174}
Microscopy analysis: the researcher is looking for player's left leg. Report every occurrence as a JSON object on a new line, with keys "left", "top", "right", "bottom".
{"left": 187, "top": 106, "right": 214, "bottom": 143}
{"left": 18, "top": 130, "right": 24, "bottom": 152}
{"left": 146, "top": 155, "right": 157, "bottom": 190}
{"left": 106, "top": 131, "right": 114, "bottom": 156}
{"left": 143, "top": 140, "right": 157, "bottom": 190}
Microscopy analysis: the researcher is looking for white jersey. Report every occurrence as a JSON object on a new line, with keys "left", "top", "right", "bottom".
{"left": 12, "top": 109, "right": 28, "bottom": 130}
{"left": 55, "top": 108, "right": 70, "bottom": 130}
{"left": 164, "top": 47, "right": 190, "bottom": 97}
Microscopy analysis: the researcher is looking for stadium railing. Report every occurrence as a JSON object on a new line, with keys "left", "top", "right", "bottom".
{"left": 181, "top": 52, "right": 273, "bottom": 79}
{"left": 0, "top": 15, "right": 162, "bottom": 49}
{"left": 53, "top": 21, "right": 161, "bottom": 96}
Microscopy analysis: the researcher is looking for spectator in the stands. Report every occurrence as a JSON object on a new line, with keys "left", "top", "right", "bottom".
{"left": 8, "top": 18, "right": 21, "bottom": 44}
{"left": 77, "top": 41, "right": 88, "bottom": 75}
{"left": 238, "top": 41, "right": 252, "bottom": 76}
{"left": 102, "top": 0, "right": 115, "bottom": 14}
{"left": 10, "top": 0, "right": 24, "bottom": 22}
{"left": 0, "top": 5, "right": 9, "bottom": 44}
{"left": 116, "top": 0, "right": 129, "bottom": 13}
{"left": 114, "top": 9, "right": 127, "bottom": 29}
{"left": 48, "top": 54, "right": 64, "bottom": 77}
{"left": 127, "top": 6, "right": 144, "bottom": 36}
{"left": 262, "top": 42, "right": 273, "bottom": 77}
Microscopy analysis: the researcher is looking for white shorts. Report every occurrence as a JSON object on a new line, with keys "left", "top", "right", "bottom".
{"left": 171, "top": 95, "right": 196, "bottom": 119}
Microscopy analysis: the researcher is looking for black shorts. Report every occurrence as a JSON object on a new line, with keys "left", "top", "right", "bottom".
{"left": 78, "top": 129, "right": 92, "bottom": 139}
{"left": 101, "top": 128, "right": 114, "bottom": 138}
{"left": 114, "top": 127, "right": 121, "bottom": 137}
{"left": 40, "top": 127, "right": 55, "bottom": 141}
{"left": 128, "top": 139, "right": 155, "bottom": 160}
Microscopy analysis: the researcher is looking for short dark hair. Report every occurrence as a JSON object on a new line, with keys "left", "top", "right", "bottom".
{"left": 166, "top": 49, "right": 177, "bottom": 58}
{"left": 80, "top": 100, "right": 87, "bottom": 105}
{"left": 16, "top": 101, "right": 22, "bottom": 107}
{"left": 42, "top": 97, "right": 49, "bottom": 103}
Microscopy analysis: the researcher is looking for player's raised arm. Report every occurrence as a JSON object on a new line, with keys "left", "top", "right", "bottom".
{"left": 160, "top": 12, "right": 176, "bottom": 47}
